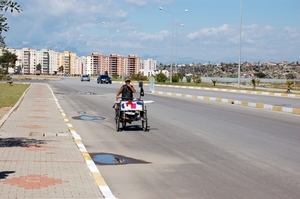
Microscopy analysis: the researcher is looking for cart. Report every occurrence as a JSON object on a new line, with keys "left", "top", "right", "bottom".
{"left": 114, "top": 81, "right": 153, "bottom": 132}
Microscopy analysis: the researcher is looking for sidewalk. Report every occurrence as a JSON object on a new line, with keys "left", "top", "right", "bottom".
{"left": 0, "top": 83, "right": 110, "bottom": 199}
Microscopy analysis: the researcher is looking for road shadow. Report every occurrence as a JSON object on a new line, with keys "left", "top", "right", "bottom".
{"left": 121, "top": 125, "right": 150, "bottom": 132}
{"left": 0, "top": 137, "right": 47, "bottom": 147}
{"left": 0, "top": 171, "right": 15, "bottom": 179}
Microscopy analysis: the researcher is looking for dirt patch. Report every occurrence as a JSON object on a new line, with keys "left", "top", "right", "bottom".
{"left": 0, "top": 107, "right": 12, "bottom": 120}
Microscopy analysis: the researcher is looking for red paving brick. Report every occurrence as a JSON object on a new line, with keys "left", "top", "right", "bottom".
{"left": 2, "top": 174, "right": 68, "bottom": 189}
{"left": 20, "top": 125, "right": 46, "bottom": 129}
{"left": 18, "top": 144, "right": 57, "bottom": 151}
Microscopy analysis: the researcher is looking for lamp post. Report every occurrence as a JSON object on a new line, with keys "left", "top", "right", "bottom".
{"left": 175, "top": 23, "right": 184, "bottom": 73}
{"left": 238, "top": 0, "right": 243, "bottom": 88}
{"left": 116, "top": 29, "right": 137, "bottom": 78}
{"left": 102, "top": 22, "right": 111, "bottom": 75}
{"left": 159, "top": 7, "right": 188, "bottom": 82}
{"left": 116, "top": 29, "right": 126, "bottom": 78}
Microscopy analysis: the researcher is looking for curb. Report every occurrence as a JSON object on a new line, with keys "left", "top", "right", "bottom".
{"left": 153, "top": 84, "right": 300, "bottom": 98}
{"left": 48, "top": 85, "right": 117, "bottom": 199}
{"left": 0, "top": 83, "right": 32, "bottom": 127}
{"left": 152, "top": 91, "right": 300, "bottom": 115}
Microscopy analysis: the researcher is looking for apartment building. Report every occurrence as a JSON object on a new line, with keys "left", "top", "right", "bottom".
{"left": 59, "top": 51, "right": 77, "bottom": 75}
{"left": 109, "top": 53, "right": 123, "bottom": 76}
{"left": 76, "top": 56, "right": 87, "bottom": 75}
{"left": 140, "top": 58, "right": 157, "bottom": 76}
{"left": 36, "top": 48, "right": 59, "bottom": 74}
{"left": 127, "top": 54, "right": 140, "bottom": 76}
{"left": 85, "top": 53, "right": 107, "bottom": 76}
{"left": 1, "top": 47, "right": 149, "bottom": 77}
{"left": 15, "top": 48, "right": 36, "bottom": 74}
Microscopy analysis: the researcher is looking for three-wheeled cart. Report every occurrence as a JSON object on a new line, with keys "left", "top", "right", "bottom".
{"left": 114, "top": 81, "right": 153, "bottom": 132}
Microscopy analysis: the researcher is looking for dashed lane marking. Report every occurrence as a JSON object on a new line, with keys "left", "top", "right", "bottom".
{"left": 151, "top": 91, "right": 300, "bottom": 115}
{"left": 48, "top": 84, "right": 117, "bottom": 199}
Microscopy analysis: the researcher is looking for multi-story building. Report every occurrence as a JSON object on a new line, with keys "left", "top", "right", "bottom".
{"left": 59, "top": 51, "right": 77, "bottom": 75}
{"left": 36, "top": 48, "right": 59, "bottom": 74}
{"left": 76, "top": 56, "right": 87, "bottom": 75}
{"left": 140, "top": 58, "right": 157, "bottom": 76}
{"left": 85, "top": 53, "right": 107, "bottom": 76}
{"left": 127, "top": 54, "right": 140, "bottom": 76}
{"left": 109, "top": 53, "right": 123, "bottom": 76}
{"left": 1, "top": 46, "right": 146, "bottom": 77}
{"left": 15, "top": 48, "right": 37, "bottom": 75}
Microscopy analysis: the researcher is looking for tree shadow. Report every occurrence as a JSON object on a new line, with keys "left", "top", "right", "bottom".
{"left": 0, "top": 137, "right": 47, "bottom": 147}
{"left": 0, "top": 171, "right": 15, "bottom": 179}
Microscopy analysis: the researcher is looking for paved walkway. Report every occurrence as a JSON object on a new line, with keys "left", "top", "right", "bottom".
{"left": 0, "top": 83, "right": 115, "bottom": 199}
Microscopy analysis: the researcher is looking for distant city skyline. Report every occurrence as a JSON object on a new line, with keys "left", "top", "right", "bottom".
{"left": 4, "top": 0, "right": 300, "bottom": 64}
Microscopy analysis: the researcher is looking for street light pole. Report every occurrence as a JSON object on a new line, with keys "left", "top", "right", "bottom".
{"left": 175, "top": 23, "right": 184, "bottom": 73}
{"left": 159, "top": 7, "right": 188, "bottom": 82}
{"left": 102, "top": 22, "right": 110, "bottom": 75}
{"left": 238, "top": 0, "right": 243, "bottom": 88}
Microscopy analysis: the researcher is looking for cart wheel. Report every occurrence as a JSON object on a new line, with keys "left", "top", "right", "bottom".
{"left": 115, "top": 110, "right": 121, "bottom": 131}
{"left": 142, "top": 111, "right": 148, "bottom": 131}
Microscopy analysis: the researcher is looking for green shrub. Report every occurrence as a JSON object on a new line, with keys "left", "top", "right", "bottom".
{"left": 194, "top": 76, "right": 201, "bottom": 84}
{"left": 156, "top": 72, "right": 167, "bottom": 82}
{"left": 254, "top": 72, "right": 266, "bottom": 78}
{"left": 172, "top": 73, "right": 180, "bottom": 82}
{"left": 186, "top": 76, "right": 191, "bottom": 83}
{"left": 211, "top": 79, "right": 218, "bottom": 86}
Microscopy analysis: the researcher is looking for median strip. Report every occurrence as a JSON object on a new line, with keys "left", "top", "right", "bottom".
{"left": 152, "top": 90, "right": 300, "bottom": 115}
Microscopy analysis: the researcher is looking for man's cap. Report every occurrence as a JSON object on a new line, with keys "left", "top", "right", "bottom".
{"left": 125, "top": 77, "right": 131, "bottom": 82}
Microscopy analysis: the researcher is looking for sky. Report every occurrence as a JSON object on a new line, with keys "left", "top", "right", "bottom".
{"left": 3, "top": 0, "right": 300, "bottom": 64}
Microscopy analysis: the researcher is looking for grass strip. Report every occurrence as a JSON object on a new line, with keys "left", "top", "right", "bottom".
{"left": 0, "top": 84, "right": 30, "bottom": 107}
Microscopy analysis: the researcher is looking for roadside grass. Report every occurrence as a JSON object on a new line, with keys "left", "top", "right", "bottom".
{"left": 0, "top": 84, "right": 30, "bottom": 107}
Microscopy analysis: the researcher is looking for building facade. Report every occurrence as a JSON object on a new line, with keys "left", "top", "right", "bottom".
{"left": 36, "top": 48, "right": 59, "bottom": 74}
{"left": 140, "top": 58, "right": 157, "bottom": 76}
{"left": 59, "top": 51, "right": 77, "bottom": 75}
{"left": 1, "top": 47, "right": 150, "bottom": 77}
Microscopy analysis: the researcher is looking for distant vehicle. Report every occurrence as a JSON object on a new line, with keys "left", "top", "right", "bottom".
{"left": 97, "top": 75, "right": 112, "bottom": 84}
{"left": 81, "top": 74, "right": 90, "bottom": 82}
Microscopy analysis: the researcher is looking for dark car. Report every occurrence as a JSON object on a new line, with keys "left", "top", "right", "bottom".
{"left": 97, "top": 75, "right": 112, "bottom": 84}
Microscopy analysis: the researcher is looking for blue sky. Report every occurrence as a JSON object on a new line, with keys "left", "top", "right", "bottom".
{"left": 4, "top": 0, "right": 300, "bottom": 64}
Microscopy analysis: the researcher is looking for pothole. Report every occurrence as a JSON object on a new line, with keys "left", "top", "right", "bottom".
{"left": 90, "top": 153, "right": 151, "bottom": 165}
{"left": 72, "top": 115, "right": 105, "bottom": 121}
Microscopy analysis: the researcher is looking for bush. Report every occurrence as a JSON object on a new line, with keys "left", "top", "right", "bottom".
{"left": 186, "top": 76, "right": 191, "bottom": 83}
{"left": 211, "top": 79, "right": 218, "bottom": 86}
{"left": 193, "top": 76, "right": 201, "bottom": 84}
{"left": 156, "top": 72, "right": 167, "bottom": 82}
{"left": 172, "top": 73, "right": 180, "bottom": 82}
{"left": 286, "top": 80, "right": 293, "bottom": 92}
{"left": 1, "top": 75, "right": 12, "bottom": 81}
{"left": 254, "top": 72, "right": 266, "bottom": 78}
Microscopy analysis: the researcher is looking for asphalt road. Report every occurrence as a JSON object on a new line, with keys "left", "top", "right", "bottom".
{"left": 144, "top": 84, "right": 300, "bottom": 109}
{"left": 48, "top": 77, "right": 300, "bottom": 199}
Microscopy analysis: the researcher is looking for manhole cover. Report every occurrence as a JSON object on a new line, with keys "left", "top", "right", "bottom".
{"left": 78, "top": 111, "right": 86, "bottom": 114}
{"left": 90, "top": 153, "right": 151, "bottom": 165}
{"left": 77, "top": 92, "right": 97, "bottom": 95}
{"left": 72, "top": 115, "right": 105, "bottom": 121}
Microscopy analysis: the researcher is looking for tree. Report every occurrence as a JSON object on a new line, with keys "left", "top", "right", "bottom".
{"left": 0, "top": 50, "right": 17, "bottom": 76}
{"left": 0, "top": 0, "right": 22, "bottom": 47}
{"left": 58, "top": 65, "right": 64, "bottom": 72}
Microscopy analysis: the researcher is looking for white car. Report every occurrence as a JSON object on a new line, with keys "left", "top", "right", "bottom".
{"left": 81, "top": 74, "right": 90, "bottom": 82}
